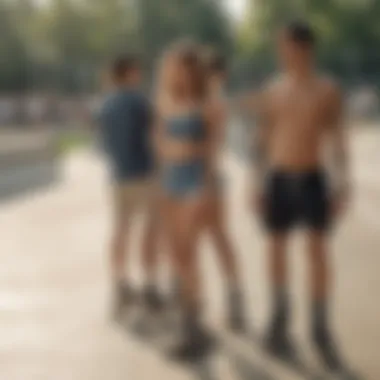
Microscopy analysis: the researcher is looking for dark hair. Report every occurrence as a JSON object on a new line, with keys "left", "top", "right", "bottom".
{"left": 284, "top": 21, "right": 316, "bottom": 48}
{"left": 203, "top": 48, "right": 227, "bottom": 74}
{"left": 110, "top": 54, "right": 140, "bottom": 81}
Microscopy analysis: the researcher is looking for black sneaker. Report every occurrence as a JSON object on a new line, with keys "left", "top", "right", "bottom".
{"left": 264, "top": 329, "right": 296, "bottom": 360}
{"left": 313, "top": 326, "right": 343, "bottom": 372}
{"left": 169, "top": 326, "right": 215, "bottom": 363}
{"left": 143, "top": 287, "right": 166, "bottom": 313}
{"left": 168, "top": 278, "right": 182, "bottom": 309}
{"left": 264, "top": 309, "right": 295, "bottom": 361}
{"left": 227, "top": 289, "right": 246, "bottom": 332}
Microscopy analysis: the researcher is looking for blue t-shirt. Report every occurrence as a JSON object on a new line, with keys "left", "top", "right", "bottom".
{"left": 99, "top": 88, "right": 153, "bottom": 182}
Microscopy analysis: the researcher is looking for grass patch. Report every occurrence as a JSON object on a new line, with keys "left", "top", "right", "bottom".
{"left": 57, "top": 130, "right": 92, "bottom": 154}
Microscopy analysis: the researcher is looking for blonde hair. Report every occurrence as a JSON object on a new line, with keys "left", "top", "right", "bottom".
{"left": 155, "top": 40, "right": 206, "bottom": 103}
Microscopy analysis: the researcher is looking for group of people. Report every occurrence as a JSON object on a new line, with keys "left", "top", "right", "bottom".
{"left": 98, "top": 21, "right": 350, "bottom": 372}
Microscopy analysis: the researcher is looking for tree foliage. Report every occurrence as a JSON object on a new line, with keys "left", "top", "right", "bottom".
{"left": 0, "top": 0, "right": 232, "bottom": 93}
{"left": 236, "top": 0, "right": 380, "bottom": 87}
{"left": 1, "top": 0, "right": 378, "bottom": 92}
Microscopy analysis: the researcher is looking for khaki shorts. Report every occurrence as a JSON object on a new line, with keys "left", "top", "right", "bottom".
{"left": 112, "top": 177, "right": 156, "bottom": 224}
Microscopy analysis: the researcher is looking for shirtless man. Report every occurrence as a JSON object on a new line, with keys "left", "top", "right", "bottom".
{"left": 247, "top": 22, "right": 350, "bottom": 371}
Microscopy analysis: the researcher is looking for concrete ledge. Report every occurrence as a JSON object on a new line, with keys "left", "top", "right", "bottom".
{"left": 0, "top": 129, "right": 60, "bottom": 201}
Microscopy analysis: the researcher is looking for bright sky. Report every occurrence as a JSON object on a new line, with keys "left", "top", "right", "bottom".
{"left": 224, "top": 0, "right": 247, "bottom": 21}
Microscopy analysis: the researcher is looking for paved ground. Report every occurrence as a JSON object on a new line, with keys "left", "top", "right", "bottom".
{"left": 0, "top": 128, "right": 379, "bottom": 380}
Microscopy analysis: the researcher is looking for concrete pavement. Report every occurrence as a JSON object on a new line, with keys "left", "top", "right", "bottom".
{"left": 0, "top": 128, "right": 379, "bottom": 380}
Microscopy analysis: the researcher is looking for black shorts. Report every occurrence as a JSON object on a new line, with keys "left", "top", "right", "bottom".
{"left": 264, "top": 170, "right": 331, "bottom": 233}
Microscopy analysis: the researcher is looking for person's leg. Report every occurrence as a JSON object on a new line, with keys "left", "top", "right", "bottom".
{"left": 265, "top": 233, "right": 291, "bottom": 344}
{"left": 139, "top": 180, "right": 165, "bottom": 311}
{"left": 141, "top": 212, "right": 159, "bottom": 285}
{"left": 307, "top": 230, "right": 343, "bottom": 371}
{"left": 206, "top": 194, "right": 239, "bottom": 285}
{"left": 141, "top": 210, "right": 166, "bottom": 311}
{"left": 175, "top": 199, "right": 203, "bottom": 314}
{"left": 159, "top": 196, "right": 189, "bottom": 310}
{"left": 303, "top": 172, "right": 343, "bottom": 371}
{"left": 109, "top": 185, "right": 135, "bottom": 316}
{"left": 169, "top": 197, "right": 214, "bottom": 360}
{"left": 205, "top": 193, "right": 245, "bottom": 330}
{"left": 161, "top": 191, "right": 203, "bottom": 315}
{"left": 307, "top": 231, "right": 331, "bottom": 337}
{"left": 110, "top": 215, "right": 129, "bottom": 283}
{"left": 307, "top": 231, "right": 329, "bottom": 302}
{"left": 263, "top": 173, "right": 296, "bottom": 354}
{"left": 141, "top": 181, "right": 159, "bottom": 279}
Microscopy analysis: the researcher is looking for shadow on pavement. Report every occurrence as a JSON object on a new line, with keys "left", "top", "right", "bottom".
{"left": 229, "top": 353, "right": 277, "bottom": 380}
{"left": 247, "top": 330, "right": 364, "bottom": 380}
{"left": 112, "top": 306, "right": 365, "bottom": 380}
{"left": 191, "top": 360, "right": 218, "bottom": 380}
{"left": 116, "top": 311, "right": 272, "bottom": 380}
{"left": 215, "top": 328, "right": 278, "bottom": 380}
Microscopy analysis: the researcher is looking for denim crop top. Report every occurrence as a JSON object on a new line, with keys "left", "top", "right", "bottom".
{"left": 165, "top": 112, "right": 206, "bottom": 142}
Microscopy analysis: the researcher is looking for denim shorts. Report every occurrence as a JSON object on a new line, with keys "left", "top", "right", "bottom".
{"left": 161, "top": 160, "right": 205, "bottom": 198}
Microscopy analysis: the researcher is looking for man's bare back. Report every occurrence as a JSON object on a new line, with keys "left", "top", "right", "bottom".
{"left": 261, "top": 74, "right": 341, "bottom": 172}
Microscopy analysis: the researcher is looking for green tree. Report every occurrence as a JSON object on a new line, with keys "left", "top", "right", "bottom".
{"left": 0, "top": 0, "right": 29, "bottom": 91}
{"left": 237, "top": 0, "right": 380, "bottom": 86}
{"left": 137, "top": 0, "right": 233, "bottom": 72}
{"left": 0, "top": 0, "right": 233, "bottom": 93}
